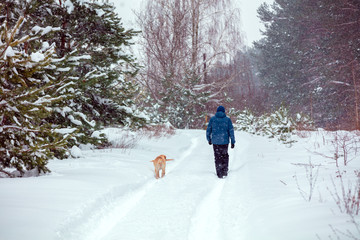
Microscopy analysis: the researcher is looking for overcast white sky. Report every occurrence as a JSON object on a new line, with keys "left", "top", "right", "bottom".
{"left": 110, "top": 0, "right": 274, "bottom": 46}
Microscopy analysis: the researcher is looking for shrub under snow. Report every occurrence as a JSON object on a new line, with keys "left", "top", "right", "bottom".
{"left": 235, "top": 106, "right": 314, "bottom": 144}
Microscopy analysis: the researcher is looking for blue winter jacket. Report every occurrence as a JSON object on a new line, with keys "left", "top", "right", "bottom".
{"left": 206, "top": 111, "right": 236, "bottom": 145}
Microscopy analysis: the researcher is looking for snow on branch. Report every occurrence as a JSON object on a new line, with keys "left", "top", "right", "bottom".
{"left": 31, "top": 26, "right": 61, "bottom": 36}
{"left": 330, "top": 81, "right": 352, "bottom": 87}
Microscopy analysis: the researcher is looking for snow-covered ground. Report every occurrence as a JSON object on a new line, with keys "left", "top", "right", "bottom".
{"left": 1, "top": 129, "right": 359, "bottom": 240}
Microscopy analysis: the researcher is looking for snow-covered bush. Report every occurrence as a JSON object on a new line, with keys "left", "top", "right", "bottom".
{"left": 235, "top": 106, "right": 314, "bottom": 144}
{"left": 294, "top": 112, "right": 314, "bottom": 131}
{"left": 234, "top": 109, "right": 257, "bottom": 134}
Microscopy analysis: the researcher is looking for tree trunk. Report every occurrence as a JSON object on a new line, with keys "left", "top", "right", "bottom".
{"left": 191, "top": 0, "right": 199, "bottom": 70}
{"left": 352, "top": 62, "right": 360, "bottom": 130}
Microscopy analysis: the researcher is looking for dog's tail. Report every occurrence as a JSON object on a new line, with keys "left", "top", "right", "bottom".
{"left": 166, "top": 159, "right": 174, "bottom": 161}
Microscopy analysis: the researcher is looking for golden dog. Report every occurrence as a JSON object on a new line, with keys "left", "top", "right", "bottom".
{"left": 150, "top": 155, "right": 173, "bottom": 179}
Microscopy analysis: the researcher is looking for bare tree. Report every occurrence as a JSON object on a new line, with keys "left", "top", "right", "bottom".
{"left": 136, "top": 0, "right": 243, "bottom": 128}
{"left": 136, "top": 0, "right": 189, "bottom": 100}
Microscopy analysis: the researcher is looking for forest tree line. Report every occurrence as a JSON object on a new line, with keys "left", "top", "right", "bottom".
{"left": 255, "top": 0, "right": 360, "bottom": 130}
{"left": 136, "top": 0, "right": 360, "bottom": 130}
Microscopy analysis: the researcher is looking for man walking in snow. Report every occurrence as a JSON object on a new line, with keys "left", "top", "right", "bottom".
{"left": 206, "top": 106, "right": 236, "bottom": 178}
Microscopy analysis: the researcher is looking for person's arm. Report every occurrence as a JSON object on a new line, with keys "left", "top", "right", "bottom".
{"left": 206, "top": 118, "right": 212, "bottom": 144}
{"left": 228, "top": 118, "right": 235, "bottom": 145}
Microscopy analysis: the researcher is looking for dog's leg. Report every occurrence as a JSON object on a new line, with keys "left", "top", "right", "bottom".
{"left": 155, "top": 164, "right": 160, "bottom": 179}
{"left": 161, "top": 163, "right": 166, "bottom": 178}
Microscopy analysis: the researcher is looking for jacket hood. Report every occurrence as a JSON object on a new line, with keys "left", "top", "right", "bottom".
{"left": 217, "top": 106, "right": 225, "bottom": 112}
{"left": 215, "top": 111, "right": 226, "bottom": 118}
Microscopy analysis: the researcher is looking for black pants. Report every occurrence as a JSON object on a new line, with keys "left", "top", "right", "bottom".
{"left": 213, "top": 144, "right": 229, "bottom": 178}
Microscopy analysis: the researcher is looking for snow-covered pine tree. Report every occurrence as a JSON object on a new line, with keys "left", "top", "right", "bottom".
{"left": 0, "top": 16, "right": 72, "bottom": 176}
{"left": 157, "top": 71, "right": 210, "bottom": 129}
{"left": 53, "top": 0, "right": 147, "bottom": 129}
{"left": 3, "top": 0, "right": 146, "bottom": 150}
{"left": 235, "top": 109, "right": 257, "bottom": 134}
{"left": 0, "top": 0, "right": 111, "bottom": 174}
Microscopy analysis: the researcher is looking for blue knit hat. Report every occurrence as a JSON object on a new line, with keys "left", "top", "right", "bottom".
{"left": 217, "top": 105, "right": 225, "bottom": 112}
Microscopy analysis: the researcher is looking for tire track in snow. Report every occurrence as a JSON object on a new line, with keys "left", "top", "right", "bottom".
{"left": 228, "top": 133, "right": 250, "bottom": 174}
{"left": 56, "top": 182, "right": 153, "bottom": 240}
{"left": 165, "top": 136, "right": 199, "bottom": 175}
{"left": 220, "top": 133, "right": 253, "bottom": 240}
{"left": 188, "top": 179, "right": 226, "bottom": 240}
{"left": 86, "top": 181, "right": 154, "bottom": 240}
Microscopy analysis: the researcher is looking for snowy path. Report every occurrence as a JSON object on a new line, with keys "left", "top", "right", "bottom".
{"left": 96, "top": 132, "right": 252, "bottom": 240}
{"left": 1, "top": 129, "right": 357, "bottom": 240}
{"left": 56, "top": 130, "right": 253, "bottom": 240}
{"left": 100, "top": 132, "right": 232, "bottom": 240}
